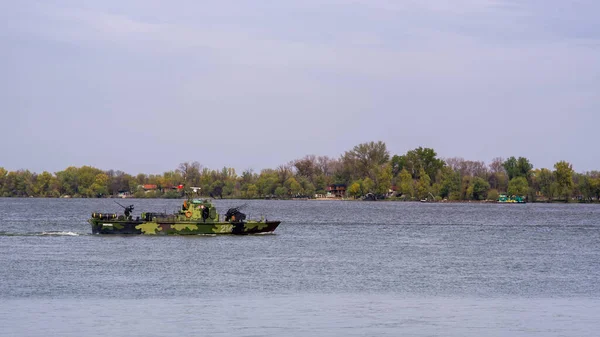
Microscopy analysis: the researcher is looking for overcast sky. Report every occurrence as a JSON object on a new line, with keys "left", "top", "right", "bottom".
{"left": 2, "top": 0, "right": 599, "bottom": 175}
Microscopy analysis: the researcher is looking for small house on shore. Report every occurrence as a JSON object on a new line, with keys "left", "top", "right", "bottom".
{"left": 327, "top": 184, "right": 346, "bottom": 198}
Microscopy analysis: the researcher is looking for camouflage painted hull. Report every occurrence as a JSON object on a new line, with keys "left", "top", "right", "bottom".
{"left": 89, "top": 219, "right": 280, "bottom": 235}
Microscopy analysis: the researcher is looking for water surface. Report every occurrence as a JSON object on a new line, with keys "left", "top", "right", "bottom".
{"left": 1, "top": 198, "right": 599, "bottom": 336}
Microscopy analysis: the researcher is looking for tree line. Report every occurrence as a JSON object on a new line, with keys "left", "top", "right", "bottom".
{"left": 1, "top": 141, "right": 599, "bottom": 202}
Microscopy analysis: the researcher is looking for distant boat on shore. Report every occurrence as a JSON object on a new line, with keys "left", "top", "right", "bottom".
{"left": 498, "top": 194, "right": 526, "bottom": 203}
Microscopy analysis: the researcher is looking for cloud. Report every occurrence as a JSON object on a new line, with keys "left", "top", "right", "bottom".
{"left": 8, "top": 2, "right": 600, "bottom": 114}
{"left": 2, "top": 1, "right": 600, "bottom": 173}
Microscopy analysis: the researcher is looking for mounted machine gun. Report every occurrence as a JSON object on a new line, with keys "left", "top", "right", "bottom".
{"left": 225, "top": 203, "right": 248, "bottom": 222}
{"left": 114, "top": 201, "right": 134, "bottom": 218}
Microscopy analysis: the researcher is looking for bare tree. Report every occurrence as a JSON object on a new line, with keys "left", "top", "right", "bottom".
{"left": 316, "top": 156, "right": 338, "bottom": 177}
{"left": 293, "top": 155, "right": 317, "bottom": 178}
{"left": 444, "top": 157, "right": 487, "bottom": 178}
{"left": 489, "top": 157, "right": 505, "bottom": 174}
{"left": 277, "top": 164, "right": 293, "bottom": 184}
{"left": 177, "top": 161, "right": 202, "bottom": 186}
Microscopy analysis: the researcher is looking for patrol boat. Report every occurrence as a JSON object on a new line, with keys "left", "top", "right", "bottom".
{"left": 89, "top": 191, "right": 280, "bottom": 235}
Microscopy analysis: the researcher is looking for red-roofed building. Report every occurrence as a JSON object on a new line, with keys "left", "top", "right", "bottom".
{"left": 142, "top": 184, "right": 157, "bottom": 191}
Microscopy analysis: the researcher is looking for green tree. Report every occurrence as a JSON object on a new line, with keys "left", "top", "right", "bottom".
{"left": 55, "top": 166, "right": 79, "bottom": 196}
{"left": 503, "top": 156, "right": 533, "bottom": 181}
{"left": 438, "top": 167, "right": 461, "bottom": 200}
{"left": 2, "top": 171, "right": 16, "bottom": 196}
{"left": 536, "top": 168, "right": 555, "bottom": 201}
{"left": 390, "top": 155, "right": 403, "bottom": 177}
{"left": 590, "top": 175, "right": 600, "bottom": 201}
{"left": 313, "top": 174, "right": 328, "bottom": 195}
{"left": 298, "top": 177, "right": 316, "bottom": 198}
{"left": 508, "top": 176, "right": 529, "bottom": 197}
{"left": 238, "top": 170, "right": 257, "bottom": 197}
{"left": 341, "top": 141, "right": 390, "bottom": 181}
{"left": 274, "top": 186, "right": 287, "bottom": 198}
{"left": 256, "top": 170, "right": 278, "bottom": 197}
{"left": 591, "top": 177, "right": 600, "bottom": 202}
{"left": 392, "top": 147, "right": 444, "bottom": 180}
{"left": 554, "top": 161, "right": 574, "bottom": 202}
{"left": 2, "top": 170, "right": 34, "bottom": 196}
{"left": 574, "top": 174, "right": 590, "bottom": 202}
{"left": 210, "top": 180, "right": 224, "bottom": 198}
{"left": 467, "top": 177, "right": 490, "bottom": 200}
{"left": 223, "top": 180, "right": 236, "bottom": 197}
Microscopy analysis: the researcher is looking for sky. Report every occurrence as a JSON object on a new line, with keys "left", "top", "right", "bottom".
{"left": 2, "top": 0, "right": 599, "bottom": 175}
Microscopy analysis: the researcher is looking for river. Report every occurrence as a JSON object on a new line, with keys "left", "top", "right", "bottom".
{"left": 1, "top": 198, "right": 599, "bottom": 336}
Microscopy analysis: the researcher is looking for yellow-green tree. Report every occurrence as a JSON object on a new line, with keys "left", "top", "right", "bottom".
{"left": 347, "top": 181, "right": 361, "bottom": 199}
{"left": 554, "top": 161, "right": 574, "bottom": 202}
{"left": 507, "top": 176, "right": 529, "bottom": 197}
{"left": 487, "top": 189, "right": 499, "bottom": 201}
{"left": 374, "top": 163, "right": 393, "bottom": 196}
{"left": 285, "top": 177, "right": 302, "bottom": 196}
{"left": 90, "top": 173, "right": 109, "bottom": 197}
{"left": 33, "top": 171, "right": 58, "bottom": 197}
{"left": 416, "top": 168, "right": 431, "bottom": 200}
{"left": 362, "top": 177, "right": 374, "bottom": 194}
{"left": 0, "top": 167, "right": 7, "bottom": 196}
{"left": 77, "top": 166, "right": 104, "bottom": 196}
{"left": 245, "top": 184, "right": 258, "bottom": 198}
{"left": 399, "top": 169, "right": 414, "bottom": 199}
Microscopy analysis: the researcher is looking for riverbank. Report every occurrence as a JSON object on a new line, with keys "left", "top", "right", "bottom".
{"left": 1, "top": 196, "right": 598, "bottom": 204}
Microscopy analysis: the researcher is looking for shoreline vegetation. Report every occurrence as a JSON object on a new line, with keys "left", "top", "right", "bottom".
{"left": 1, "top": 141, "right": 599, "bottom": 203}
